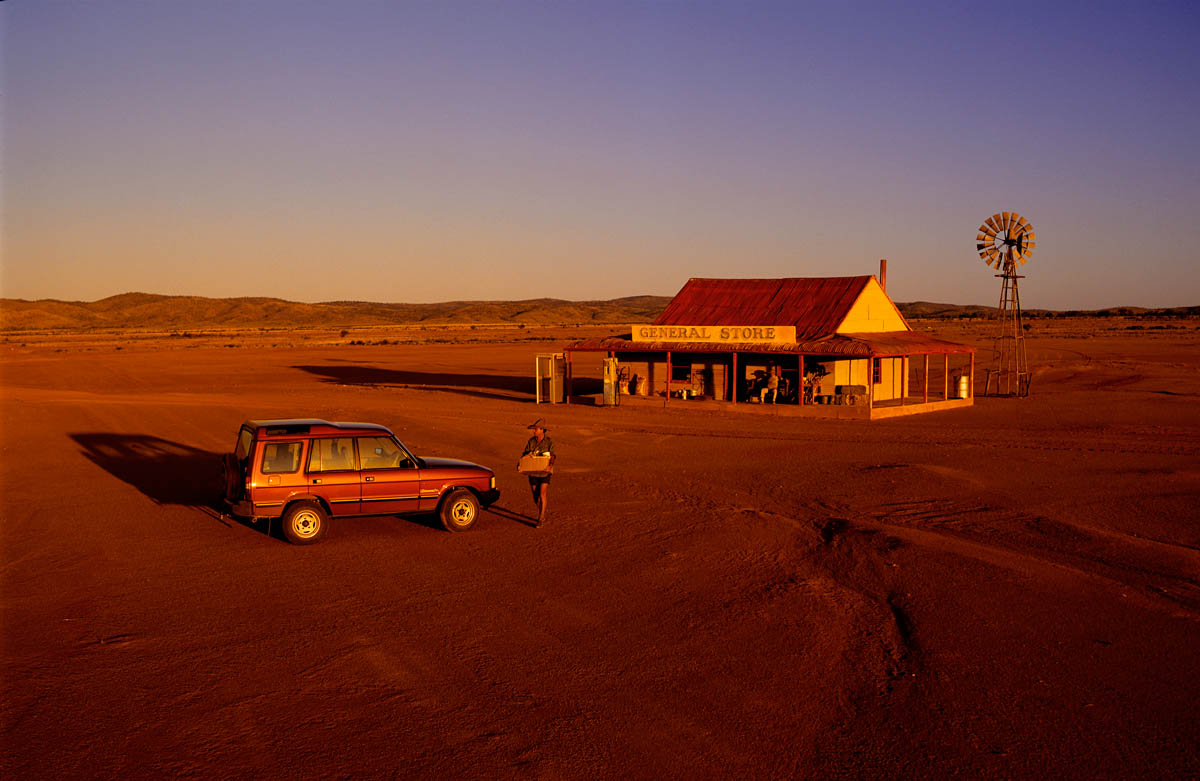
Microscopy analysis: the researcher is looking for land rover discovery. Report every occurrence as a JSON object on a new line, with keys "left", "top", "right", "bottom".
{"left": 222, "top": 419, "right": 499, "bottom": 544}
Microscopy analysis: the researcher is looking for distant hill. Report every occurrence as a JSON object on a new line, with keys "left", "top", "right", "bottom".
{"left": 896, "top": 301, "right": 1199, "bottom": 320}
{"left": 0, "top": 292, "right": 674, "bottom": 331}
{"left": 897, "top": 301, "right": 997, "bottom": 319}
{"left": 1, "top": 293, "right": 1195, "bottom": 332}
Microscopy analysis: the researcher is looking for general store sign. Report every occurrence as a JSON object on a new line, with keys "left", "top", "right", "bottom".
{"left": 633, "top": 325, "right": 796, "bottom": 344}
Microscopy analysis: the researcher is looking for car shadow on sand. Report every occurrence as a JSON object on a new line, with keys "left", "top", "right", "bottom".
{"left": 68, "top": 433, "right": 273, "bottom": 537}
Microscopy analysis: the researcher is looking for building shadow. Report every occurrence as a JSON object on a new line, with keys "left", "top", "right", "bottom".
{"left": 571, "top": 378, "right": 603, "bottom": 395}
{"left": 291, "top": 364, "right": 535, "bottom": 403}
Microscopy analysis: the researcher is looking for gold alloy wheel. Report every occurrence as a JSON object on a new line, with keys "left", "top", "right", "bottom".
{"left": 290, "top": 507, "right": 322, "bottom": 538}
{"left": 449, "top": 497, "right": 476, "bottom": 525}
{"left": 439, "top": 489, "right": 480, "bottom": 533}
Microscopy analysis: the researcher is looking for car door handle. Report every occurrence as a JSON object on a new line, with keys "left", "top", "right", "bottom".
{"left": 364, "top": 476, "right": 375, "bottom": 482}
{"left": 311, "top": 478, "right": 322, "bottom": 484}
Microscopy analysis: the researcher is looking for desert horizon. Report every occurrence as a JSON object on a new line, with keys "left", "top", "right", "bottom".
{"left": 3, "top": 290, "right": 1197, "bottom": 334}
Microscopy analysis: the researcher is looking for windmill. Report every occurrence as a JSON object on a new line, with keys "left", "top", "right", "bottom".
{"left": 976, "top": 211, "right": 1035, "bottom": 396}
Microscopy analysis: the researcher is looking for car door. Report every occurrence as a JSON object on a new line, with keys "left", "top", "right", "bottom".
{"left": 253, "top": 439, "right": 306, "bottom": 512}
{"left": 306, "top": 436, "right": 360, "bottom": 515}
{"left": 356, "top": 435, "right": 422, "bottom": 515}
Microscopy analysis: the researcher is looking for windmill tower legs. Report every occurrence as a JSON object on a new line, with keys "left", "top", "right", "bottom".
{"left": 976, "top": 212, "right": 1036, "bottom": 397}
{"left": 985, "top": 262, "right": 1031, "bottom": 396}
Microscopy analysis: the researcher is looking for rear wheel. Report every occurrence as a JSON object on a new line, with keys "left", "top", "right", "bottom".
{"left": 440, "top": 489, "right": 480, "bottom": 532}
{"left": 282, "top": 501, "right": 328, "bottom": 545}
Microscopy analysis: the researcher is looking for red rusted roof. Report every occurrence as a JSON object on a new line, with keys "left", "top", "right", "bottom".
{"left": 653, "top": 277, "right": 874, "bottom": 340}
{"left": 568, "top": 331, "right": 974, "bottom": 357}
{"left": 567, "top": 276, "right": 973, "bottom": 356}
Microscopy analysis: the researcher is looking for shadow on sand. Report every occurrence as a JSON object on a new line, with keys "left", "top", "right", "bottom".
{"left": 291, "top": 364, "right": 604, "bottom": 402}
{"left": 69, "top": 433, "right": 271, "bottom": 537}
{"left": 486, "top": 504, "right": 540, "bottom": 528}
{"left": 292, "top": 364, "right": 534, "bottom": 402}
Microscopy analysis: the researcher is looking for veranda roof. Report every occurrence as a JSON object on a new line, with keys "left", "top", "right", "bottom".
{"left": 568, "top": 330, "right": 974, "bottom": 358}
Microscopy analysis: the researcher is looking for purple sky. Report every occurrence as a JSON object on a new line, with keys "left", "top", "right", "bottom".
{"left": 4, "top": 1, "right": 1198, "bottom": 309}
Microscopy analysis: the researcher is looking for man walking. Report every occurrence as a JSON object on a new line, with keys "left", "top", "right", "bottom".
{"left": 521, "top": 418, "right": 555, "bottom": 526}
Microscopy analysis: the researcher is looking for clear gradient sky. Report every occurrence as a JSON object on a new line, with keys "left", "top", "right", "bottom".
{"left": 3, "top": 1, "right": 1198, "bottom": 309}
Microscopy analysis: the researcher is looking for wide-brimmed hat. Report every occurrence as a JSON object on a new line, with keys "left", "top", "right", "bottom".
{"left": 527, "top": 418, "right": 548, "bottom": 431}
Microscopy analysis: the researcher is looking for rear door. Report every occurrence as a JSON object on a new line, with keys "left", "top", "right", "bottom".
{"left": 305, "top": 436, "right": 361, "bottom": 515}
{"left": 356, "top": 436, "right": 422, "bottom": 515}
{"left": 253, "top": 439, "right": 306, "bottom": 514}
{"left": 223, "top": 426, "right": 256, "bottom": 503}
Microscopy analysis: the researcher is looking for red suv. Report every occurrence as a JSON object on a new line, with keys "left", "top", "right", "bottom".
{"left": 222, "top": 419, "right": 499, "bottom": 544}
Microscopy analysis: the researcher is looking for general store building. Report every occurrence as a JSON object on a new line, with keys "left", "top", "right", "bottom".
{"left": 561, "top": 267, "right": 975, "bottom": 419}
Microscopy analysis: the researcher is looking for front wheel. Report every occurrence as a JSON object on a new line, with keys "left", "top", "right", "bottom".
{"left": 439, "top": 489, "right": 480, "bottom": 533}
{"left": 282, "top": 501, "right": 328, "bottom": 545}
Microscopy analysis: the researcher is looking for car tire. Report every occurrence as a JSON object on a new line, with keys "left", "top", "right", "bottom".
{"left": 282, "top": 501, "right": 328, "bottom": 545}
{"left": 439, "top": 489, "right": 480, "bottom": 533}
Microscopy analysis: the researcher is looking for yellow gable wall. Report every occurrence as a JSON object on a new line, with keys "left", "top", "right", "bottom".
{"left": 835, "top": 277, "right": 909, "bottom": 333}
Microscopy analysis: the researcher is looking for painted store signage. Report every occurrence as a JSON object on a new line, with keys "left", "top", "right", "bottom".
{"left": 633, "top": 325, "right": 796, "bottom": 344}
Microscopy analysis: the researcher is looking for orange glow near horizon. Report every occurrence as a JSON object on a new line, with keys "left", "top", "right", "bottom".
{"left": 4, "top": 2, "right": 1198, "bottom": 309}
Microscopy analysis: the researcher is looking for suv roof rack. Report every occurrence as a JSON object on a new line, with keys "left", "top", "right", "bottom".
{"left": 245, "top": 419, "right": 393, "bottom": 437}
{"left": 264, "top": 424, "right": 311, "bottom": 435}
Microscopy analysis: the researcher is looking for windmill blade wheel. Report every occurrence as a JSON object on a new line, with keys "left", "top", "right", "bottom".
{"left": 977, "top": 218, "right": 999, "bottom": 263}
{"left": 977, "top": 211, "right": 1035, "bottom": 267}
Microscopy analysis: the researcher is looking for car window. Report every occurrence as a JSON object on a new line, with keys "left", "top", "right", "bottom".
{"left": 357, "top": 436, "right": 413, "bottom": 470}
{"left": 307, "top": 437, "right": 357, "bottom": 472}
{"left": 236, "top": 428, "right": 254, "bottom": 461}
{"left": 261, "top": 441, "right": 302, "bottom": 474}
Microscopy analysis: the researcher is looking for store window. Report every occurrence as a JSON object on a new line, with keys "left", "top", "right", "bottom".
{"left": 872, "top": 358, "right": 882, "bottom": 385}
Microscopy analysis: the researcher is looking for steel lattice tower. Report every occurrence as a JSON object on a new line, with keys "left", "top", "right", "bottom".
{"left": 987, "top": 262, "right": 1030, "bottom": 395}
{"left": 976, "top": 212, "right": 1035, "bottom": 397}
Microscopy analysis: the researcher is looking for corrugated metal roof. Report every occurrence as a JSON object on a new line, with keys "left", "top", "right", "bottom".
{"left": 653, "top": 276, "right": 874, "bottom": 340}
{"left": 568, "top": 331, "right": 974, "bottom": 357}
{"left": 567, "top": 276, "right": 974, "bottom": 357}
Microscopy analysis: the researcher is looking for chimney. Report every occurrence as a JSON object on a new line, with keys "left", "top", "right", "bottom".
{"left": 879, "top": 258, "right": 887, "bottom": 292}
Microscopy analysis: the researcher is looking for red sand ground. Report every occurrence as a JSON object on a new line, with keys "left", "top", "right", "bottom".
{"left": 2, "top": 322, "right": 1199, "bottom": 776}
